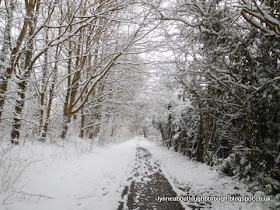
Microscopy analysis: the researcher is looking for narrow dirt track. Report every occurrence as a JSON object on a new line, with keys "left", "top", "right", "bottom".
{"left": 117, "top": 147, "right": 185, "bottom": 210}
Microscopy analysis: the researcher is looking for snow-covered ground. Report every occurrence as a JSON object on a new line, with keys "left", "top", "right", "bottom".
{"left": 0, "top": 137, "right": 277, "bottom": 210}
{"left": 0, "top": 138, "right": 137, "bottom": 210}
{"left": 137, "top": 140, "right": 276, "bottom": 210}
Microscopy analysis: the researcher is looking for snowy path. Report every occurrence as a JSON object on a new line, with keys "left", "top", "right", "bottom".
{"left": 0, "top": 137, "right": 274, "bottom": 210}
{"left": 117, "top": 147, "right": 184, "bottom": 210}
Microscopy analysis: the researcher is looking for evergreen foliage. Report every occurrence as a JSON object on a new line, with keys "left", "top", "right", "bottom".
{"left": 151, "top": 0, "right": 280, "bottom": 195}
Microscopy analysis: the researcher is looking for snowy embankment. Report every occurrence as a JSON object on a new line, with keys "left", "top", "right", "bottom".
{"left": 0, "top": 138, "right": 137, "bottom": 210}
{"left": 137, "top": 140, "right": 276, "bottom": 210}
{"left": 0, "top": 137, "right": 276, "bottom": 210}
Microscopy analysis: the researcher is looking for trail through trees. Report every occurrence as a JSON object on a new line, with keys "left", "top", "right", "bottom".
{"left": 118, "top": 147, "right": 205, "bottom": 210}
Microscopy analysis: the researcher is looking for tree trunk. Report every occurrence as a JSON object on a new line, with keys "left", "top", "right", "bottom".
{"left": 61, "top": 114, "right": 71, "bottom": 139}
{"left": 39, "top": 62, "right": 57, "bottom": 142}
{"left": 39, "top": 92, "right": 53, "bottom": 142}
{"left": 39, "top": 92, "right": 44, "bottom": 129}
{"left": 79, "top": 107, "right": 85, "bottom": 138}
{"left": 0, "top": 67, "right": 14, "bottom": 121}
{"left": 38, "top": 31, "right": 49, "bottom": 131}
{"left": 159, "top": 123, "right": 166, "bottom": 146}
{"left": 0, "top": 1, "right": 14, "bottom": 121}
{"left": 10, "top": 79, "right": 27, "bottom": 144}
{"left": 0, "top": 0, "right": 34, "bottom": 120}
{"left": 196, "top": 113, "right": 204, "bottom": 162}
{"left": 10, "top": 2, "right": 36, "bottom": 144}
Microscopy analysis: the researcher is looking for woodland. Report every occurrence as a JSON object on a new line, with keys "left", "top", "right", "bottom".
{"left": 0, "top": 0, "right": 279, "bottom": 199}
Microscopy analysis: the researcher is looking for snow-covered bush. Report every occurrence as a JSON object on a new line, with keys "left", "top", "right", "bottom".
{"left": 220, "top": 147, "right": 280, "bottom": 195}
{"left": 149, "top": 0, "right": 280, "bottom": 196}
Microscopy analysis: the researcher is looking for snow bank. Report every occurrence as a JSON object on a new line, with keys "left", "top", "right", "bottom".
{"left": 0, "top": 138, "right": 138, "bottom": 210}
{"left": 138, "top": 138, "right": 275, "bottom": 210}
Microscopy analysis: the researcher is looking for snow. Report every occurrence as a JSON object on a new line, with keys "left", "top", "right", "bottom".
{"left": 0, "top": 137, "right": 276, "bottom": 210}
{"left": 0, "top": 139, "right": 137, "bottom": 210}
{"left": 137, "top": 139, "right": 275, "bottom": 210}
